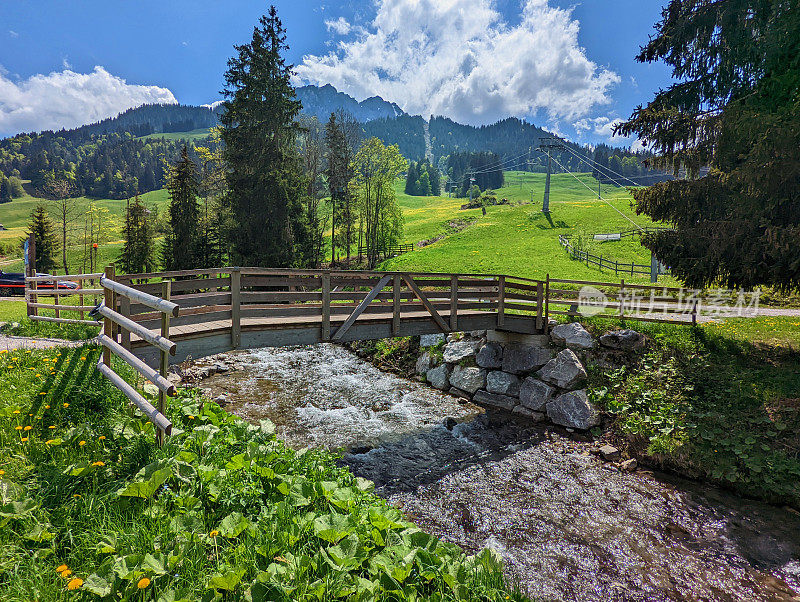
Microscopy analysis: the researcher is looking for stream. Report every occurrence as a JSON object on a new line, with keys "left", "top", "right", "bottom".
{"left": 198, "top": 344, "right": 800, "bottom": 601}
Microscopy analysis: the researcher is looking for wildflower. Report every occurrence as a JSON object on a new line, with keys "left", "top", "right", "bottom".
{"left": 274, "top": 556, "right": 288, "bottom": 563}
{"left": 45, "top": 405, "right": 50, "bottom": 409}
{"left": 56, "top": 564, "right": 68, "bottom": 574}
{"left": 46, "top": 440, "right": 56, "bottom": 445}
{"left": 15, "top": 426, "right": 22, "bottom": 431}
{"left": 91, "top": 461, "right": 105, "bottom": 467}
{"left": 78, "top": 441, "right": 86, "bottom": 447}
{"left": 61, "top": 569, "right": 72, "bottom": 578}
{"left": 67, "top": 577, "right": 83, "bottom": 590}
{"left": 73, "top": 494, "right": 81, "bottom": 499}
{"left": 35, "top": 374, "right": 41, "bottom": 377}
{"left": 209, "top": 530, "right": 219, "bottom": 538}
{"left": 0, "top": 469, "right": 5, "bottom": 476}
{"left": 63, "top": 403, "right": 69, "bottom": 408}
{"left": 80, "top": 357, "right": 86, "bottom": 361}
{"left": 137, "top": 577, "right": 151, "bottom": 589}
{"left": 98, "top": 435, "right": 106, "bottom": 441}
{"left": 13, "top": 410, "right": 20, "bottom": 414}
{"left": 24, "top": 425, "right": 32, "bottom": 431}
{"left": 40, "top": 392, "right": 47, "bottom": 395}
{"left": 187, "top": 415, "right": 194, "bottom": 420}
{"left": 49, "top": 425, "right": 57, "bottom": 429}
{"left": 20, "top": 437, "right": 28, "bottom": 442}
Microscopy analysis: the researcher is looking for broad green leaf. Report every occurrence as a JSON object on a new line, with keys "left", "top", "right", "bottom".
{"left": 82, "top": 563, "right": 115, "bottom": 596}
{"left": 355, "top": 477, "right": 374, "bottom": 492}
{"left": 24, "top": 523, "right": 54, "bottom": 542}
{"left": 313, "top": 513, "right": 356, "bottom": 544}
{"left": 116, "top": 461, "right": 173, "bottom": 499}
{"left": 326, "top": 534, "right": 364, "bottom": 570}
{"left": 0, "top": 498, "right": 37, "bottom": 518}
{"left": 206, "top": 568, "right": 246, "bottom": 591}
{"left": 218, "top": 512, "right": 250, "bottom": 538}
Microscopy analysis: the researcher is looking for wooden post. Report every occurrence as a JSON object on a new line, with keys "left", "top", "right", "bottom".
{"left": 79, "top": 275, "right": 85, "bottom": 321}
{"left": 449, "top": 275, "right": 458, "bottom": 331}
{"left": 536, "top": 281, "right": 544, "bottom": 331}
{"left": 392, "top": 274, "right": 401, "bottom": 336}
{"left": 322, "top": 271, "right": 331, "bottom": 341}
{"left": 544, "top": 273, "right": 550, "bottom": 333}
{"left": 157, "top": 280, "right": 171, "bottom": 446}
{"left": 53, "top": 270, "right": 60, "bottom": 318}
{"left": 619, "top": 279, "right": 625, "bottom": 321}
{"left": 120, "top": 296, "right": 131, "bottom": 350}
{"left": 102, "top": 265, "right": 114, "bottom": 366}
{"left": 497, "top": 275, "right": 505, "bottom": 329}
{"left": 230, "top": 268, "right": 241, "bottom": 348}
{"left": 691, "top": 299, "right": 698, "bottom": 327}
{"left": 27, "top": 233, "right": 37, "bottom": 317}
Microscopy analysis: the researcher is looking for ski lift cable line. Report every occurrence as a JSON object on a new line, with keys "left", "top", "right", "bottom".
{"left": 546, "top": 153, "right": 644, "bottom": 231}
{"left": 447, "top": 150, "right": 535, "bottom": 187}
{"left": 562, "top": 145, "right": 674, "bottom": 185}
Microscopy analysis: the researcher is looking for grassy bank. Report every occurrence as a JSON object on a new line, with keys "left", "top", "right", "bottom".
{"left": 0, "top": 344, "right": 527, "bottom": 601}
{"left": 582, "top": 317, "right": 800, "bottom": 507}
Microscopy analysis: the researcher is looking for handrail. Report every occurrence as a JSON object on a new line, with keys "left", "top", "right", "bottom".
{"left": 96, "top": 360, "right": 172, "bottom": 434}
{"left": 26, "top": 272, "right": 103, "bottom": 282}
{"left": 100, "top": 276, "right": 179, "bottom": 316}
{"left": 95, "top": 304, "right": 176, "bottom": 355}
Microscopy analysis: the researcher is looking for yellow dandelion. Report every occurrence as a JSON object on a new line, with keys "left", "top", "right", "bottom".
{"left": 40, "top": 392, "right": 47, "bottom": 395}
{"left": 15, "top": 426, "right": 22, "bottom": 431}
{"left": 46, "top": 439, "right": 56, "bottom": 445}
{"left": 137, "top": 577, "right": 151, "bottom": 589}
{"left": 24, "top": 425, "right": 32, "bottom": 431}
{"left": 187, "top": 415, "right": 194, "bottom": 420}
{"left": 98, "top": 435, "right": 106, "bottom": 441}
{"left": 45, "top": 405, "right": 50, "bottom": 409}
{"left": 209, "top": 530, "right": 219, "bottom": 538}
{"left": 73, "top": 494, "right": 81, "bottom": 499}
{"left": 91, "top": 461, "right": 105, "bottom": 467}
{"left": 67, "top": 577, "right": 83, "bottom": 590}
{"left": 78, "top": 440, "right": 86, "bottom": 447}
{"left": 35, "top": 374, "right": 41, "bottom": 377}
{"left": 56, "top": 564, "right": 68, "bottom": 574}
{"left": 20, "top": 437, "right": 29, "bottom": 442}
{"left": 80, "top": 356, "right": 86, "bottom": 361}
{"left": 49, "top": 425, "right": 57, "bottom": 429}
{"left": 63, "top": 403, "right": 69, "bottom": 408}
{"left": 0, "top": 469, "right": 5, "bottom": 476}
{"left": 61, "top": 569, "right": 72, "bottom": 578}
{"left": 13, "top": 410, "right": 20, "bottom": 414}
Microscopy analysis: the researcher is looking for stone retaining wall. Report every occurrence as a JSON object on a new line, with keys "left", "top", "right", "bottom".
{"left": 416, "top": 323, "right": 645, "bottom": 430}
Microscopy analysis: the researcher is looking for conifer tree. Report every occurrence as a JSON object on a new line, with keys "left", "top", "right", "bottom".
{"left": 220, "top": 6, "right": 309, "bottom": 267}
{"left": 162, "top": 146, "right": 200, "bottom": 270}
{"left": 27, "top": 205, "right": 58, "bottom": 273}
{"left": 119, "top": 195, "right": 156, "bottom": 275}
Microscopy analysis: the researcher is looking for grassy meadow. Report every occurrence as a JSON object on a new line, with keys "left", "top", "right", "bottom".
{"left": 137, "top": 128, "right": 213, "bottom": 142}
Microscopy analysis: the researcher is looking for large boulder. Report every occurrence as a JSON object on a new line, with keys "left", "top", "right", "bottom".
{"left": 473, "top": 390, "right": 518, "bottom": 411}
{"left": 443, "top": 340, "right": 479, "bottom": 363}
{"left": 476, "top": 342, "right": 503, "bottom": 369}
{"left": 449, "top": 365, "right": 486, "bottom": 395}
{"left": 416, "top": 351, "right": 436, "bottom": 375}
{"left": 518, "top": 377, "right": 554, "bottom": 411}
{"left": 537, "top": 349, "right": 587, "bottom": 390}
{"left": 546, "top": 389, "right": 601, "bottom": 430}
{"left": 502, "top": 343, "right": 552, "bottom": 375}
{"left": 486, "top": 371, "right": 520, "bottom": 396}
{"left": 420, "top": 333, "right": 446, "bottom": 348}
{"left": 426, "top": 365, "right": 451, "bottom": 390}
{"left": 550, "top": 322, "right": 596, "bottom": 350}
{"left": 599, "top": 329, "right": 645, "bottom": 352}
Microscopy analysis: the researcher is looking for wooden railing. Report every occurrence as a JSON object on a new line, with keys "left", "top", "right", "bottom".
{"left": 25, "top": 272, "right": 104, "bottom": 325}
{"left": 558, "top": 234, "right": 669, "bottom": 278}
{"left": 94, "top": 266, "right": 180, "bottom": 443}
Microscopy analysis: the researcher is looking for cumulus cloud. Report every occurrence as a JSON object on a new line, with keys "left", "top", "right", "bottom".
{"left": 325, "top": 16, "right": 352, "bottom": 35}
{"left": 0, "top": 66, "right": 177, "bottom": 136}
{"left": 295, "top": 0, "right": 619, "bottom": 125}
{"left": 574, "top": 116, "right": 625, "bottom": 139}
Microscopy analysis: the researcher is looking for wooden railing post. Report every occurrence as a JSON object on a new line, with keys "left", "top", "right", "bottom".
{"left": 322, "top": 271, "right": 331, "bottom": 341}
{"left": 26, "top": 233, "right": 37, "bottom": 317}
{"left": 230, "top": 268, "right": 241, "bottom": 348}
{"left": 544, "top": 273, "right": 550, "bottom": 333}
{"left": 53, "top": 270, "right": 60, "bottom": 319}
{"left": 450, "top": 275, "right": 458, "bottom": 331}
{"left": 619, "top": 279, "right": 626, "bottom": 321}
{"left": 497, "top": 275, "right": 505, "bottom": 329}
{"left": 536, "top": 280, "right": 544, "bottom": 331}
{"left": 392, "top": 274, "right": 401, "bottom": 336}
{"left": 102, "top": 265, "right": 114, "bottom": 366}
{"left": 157, "top": 280, "right": 171, "bottom": 446}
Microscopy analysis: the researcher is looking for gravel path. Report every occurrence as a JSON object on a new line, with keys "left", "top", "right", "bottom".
{"left": 0, "top": 332, "right": 88, "bottom": 351}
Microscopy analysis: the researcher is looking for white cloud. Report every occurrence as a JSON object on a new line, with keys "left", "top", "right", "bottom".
{"left": 574, "top": 116, "right": 625, "bottom": 139}
{"left": 0, "top": 66, "right": 177, "bottom": 136}
{"left": 295, "top": 0, "right": 619, "bottom": 126}
{"left": 9, "top": 30, "right": 19, "bottom": 38}
{"left": 325, "top": 16, "right": 352, "bottom": 35}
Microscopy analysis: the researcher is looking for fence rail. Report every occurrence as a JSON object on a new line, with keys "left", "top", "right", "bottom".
{"left": 356, "top": 243, "right": 415, "bottom": 262}
{"left": 558, "top": 234, "right": 669, "bottom": 278}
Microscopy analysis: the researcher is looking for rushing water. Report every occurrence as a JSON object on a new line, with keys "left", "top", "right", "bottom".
{"left": 199, "top": 344, "right": 800, "bottom": 601}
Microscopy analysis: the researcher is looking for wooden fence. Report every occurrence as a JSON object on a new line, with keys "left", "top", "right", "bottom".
{"left": 558, "top": 234, "right": 669, "bottom": 278}
{"left": 356, "top": 243, "right": 415, "bottom": 262}
{"left": 25, "top": 272, "right": 104, "bottom": 325}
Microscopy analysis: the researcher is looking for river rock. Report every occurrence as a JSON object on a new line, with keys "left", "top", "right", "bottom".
{"left": 537, "top": 349, "right": 587, "bottom": 390}
{"left": 476, "top": 342, "right": 503, "bottom": 369}
{"left": 486, "top": 371, "right": 520, "bottom": 396}
{"left": 519, "top": 377, "right": 554, "bottom": 411}
{"left": 443, "top": 340, "right": 478, "bottom": 363}
{"left": 420, "top": 333, "right": 446, "bottom": 348}
{"left": 473, "top": 390, "right": 518, "bottom": 411}
{"left": 546, "top": 389, "right": 601, "bottom": 430}
{"left": 620, "top": 458, "right": 638, "bottom": 472}
{"left": 426, "top": 365, "right": 451, "bottom": 390}
{"left": 550, "top": 322, "right": 596, "bottom": 350}
{"left": 502, "top": 343, "right": 552, "bottom": 375}
{"left": 416, "top": 351, "right": 436, "bottom": 375}
{"left": 599, "top": 444, "right": 620, "bottom": 461}
{"left": 449, "top": 365, "right": 486, "bottom": 394}
{"left": 600, "top": 329, "right": 646, "bottom": 351}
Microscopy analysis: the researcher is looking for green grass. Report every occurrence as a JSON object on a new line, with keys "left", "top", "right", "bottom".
{"left": 136, "top": 128, "right": 212, "bottom": 142}
{"left": 387, "top": 172, "right": 670, "bottom": 284}
{"left": 0, "top": 345, "right": 529, "bottom": 601}
{"left": 0, "top": 300, "right": 27, "bottom": 323}
{"left": 581, "top": 317, "right": 800, "bottom": 507}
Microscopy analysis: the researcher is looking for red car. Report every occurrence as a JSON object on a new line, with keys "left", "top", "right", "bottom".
{"left": 0, "top": 271, "right": 79, "bottom": 296}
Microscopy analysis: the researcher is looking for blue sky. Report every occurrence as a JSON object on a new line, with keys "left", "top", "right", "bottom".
{"left": 0, "top": 0, "right": 673, "bottom": 145}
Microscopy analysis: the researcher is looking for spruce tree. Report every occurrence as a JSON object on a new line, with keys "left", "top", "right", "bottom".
{"left": 119, "top": 195, "right": 156, "bottom": 275}
{"left": 162, "top": 146, "right": 200, "bottom": 270}
{"left": 27, "top": 205, "right": 58, "bottom": 273}
{"left": 220, "top": 6, "right": 309, "bottom": 267}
